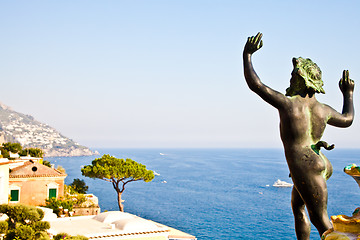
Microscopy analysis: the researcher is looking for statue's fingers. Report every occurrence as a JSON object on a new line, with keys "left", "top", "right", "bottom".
{"left": 339, "top": 78, "right": 343, "bottom": 89}
{"left": 246, "top": 37, "right": 252, "bottom": 46}
{"left": 259, "top": 32, "right": 263, "bottom": 41}
{"left": 254, "top": 32, "right": 262, "bottom": 43}
{"left": 258, "top": 40, "right": 263, "bottom": 49}
{"left": 254, "top": 33, "right": 259, "bottom": 41}
{"left": 350, "top": 78, "right": 355, "bottom": 86}
{"left": 342, "top": 70, "right": 346, "bottom": 80}
{"left": 344, "top": 70, "right": 350, "bottom": 85}
{"left": 249, "top": 36, "right": 254, "bottom": 44}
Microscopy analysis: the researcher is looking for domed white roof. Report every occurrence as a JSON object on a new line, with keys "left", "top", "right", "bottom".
{"left": 93, "top": 211, "right": 161, "bottom": 232}
{"left": 93, "top": 211, "right": 132, "bottom": 223}
{"left": 114, "top": 218, "right": 158, "bottom": 231}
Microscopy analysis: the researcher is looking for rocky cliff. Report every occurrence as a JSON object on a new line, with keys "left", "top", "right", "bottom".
{"left": 0, "top": 102, "right": 98, "bottom": 157}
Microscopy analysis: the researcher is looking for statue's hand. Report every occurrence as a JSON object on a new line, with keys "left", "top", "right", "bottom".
{"left": 339, "top": 70, "right": 355, "bottom": 94}
{"left": 244, "top": 32, "right": 263, "bottom": 55}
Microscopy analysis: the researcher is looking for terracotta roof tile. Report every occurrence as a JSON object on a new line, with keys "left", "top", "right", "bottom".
{"left": 9, "top": 161, "right": 66, "bottom": 178}
{"left": 86, "top": 230, "right": 170, "bottom": 239}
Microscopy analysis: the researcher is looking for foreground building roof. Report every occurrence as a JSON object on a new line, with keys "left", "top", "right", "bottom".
{"left": 48, "top": 211, "right": 196, "bottom": 240}
{"left": 9, "top": 161, "right": 66, "bottom": 178}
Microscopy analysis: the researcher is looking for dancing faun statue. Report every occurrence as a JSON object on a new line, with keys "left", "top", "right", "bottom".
{"left": 243, "top": 33, "right": 355, "bottom": 240}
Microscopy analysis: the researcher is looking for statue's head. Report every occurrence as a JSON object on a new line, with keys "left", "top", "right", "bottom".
{"left": 286, "top": 57, "right": 325, "bottom": 96}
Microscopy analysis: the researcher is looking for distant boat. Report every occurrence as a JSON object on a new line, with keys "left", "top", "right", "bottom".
{"left": 273, "top": 179, "right": 293, "bottom": 188}
{"left": 159, "top": 153, "right": 166, "bottom": 156}
{"left": 154, "top": 171, "right": 160, "bottom": 176}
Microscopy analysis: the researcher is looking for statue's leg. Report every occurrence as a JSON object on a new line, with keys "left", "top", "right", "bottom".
{"left": 299, "top": 175, "right": 332, "bottom": 237}
{"left": 291, "top": 187, "right": 310, "bottom": 240}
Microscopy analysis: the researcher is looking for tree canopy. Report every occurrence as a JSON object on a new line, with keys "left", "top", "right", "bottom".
{"left": 0, "top": 204, "right": 50, "bottom": 240}
{"left": 0, "top": 142, "right": 44, "bottom": 158}
{"left": 81, "top": 154, "right": 154, "bottom": 211}
{"left": 70, "top": 178, "right": 88, "bottom": 194}
{"left": 20, "top": 147, "right": 44, "bottom": 158}
{"left": 2, "top": 142, "right": 22, "bottom": 153}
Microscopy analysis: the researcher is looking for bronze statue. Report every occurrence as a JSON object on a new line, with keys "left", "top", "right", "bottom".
{"left": 243, "top": 32, "right": 355, "bottom": 239}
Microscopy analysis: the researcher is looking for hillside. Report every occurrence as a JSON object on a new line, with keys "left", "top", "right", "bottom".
{"left": 0, "top": 102, "right": 97, "bottom": 157}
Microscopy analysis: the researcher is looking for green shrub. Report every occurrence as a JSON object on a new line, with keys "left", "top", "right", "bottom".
{"left": 10, "top": 225, "right": 35, "bottom": 240}
{"left": 42, "top": 160, "right": 52, "bottom": 168}
{"left": 53, "top": 232, "right": 69, "bottom": 240}
{"left": 0, "top": 220, "right": 8, "bottom": 233}
{"left": 0, "top": 149, "right": 9, "bottom": 158}
{"left": 0, "top": 204, "right": 50, "bottom": 240}
{"left": 32, "top": 221, "right": 50, "bottom": 232}
{"left": 71, "top": 236, "right": 89, "bottom": 240}
{"left": 44, "top": 198, "right": 61, "bottom": 216}
{"left": 61, "top": 200, "right": 74, "bottom": 212}
{"left": 35, "top": 231, "right": 51, "bottom": 240}
{"left": 54, "top": 233, "right": 88, "bottom": 240}
{"left": 64, "top": 185, "right": 87, "bottom": 207}
{"left": 73, "top": 194, "right": 87, "bottom": 206}
{"left": 45, "top": 198, "right": 74, "bottom": 216}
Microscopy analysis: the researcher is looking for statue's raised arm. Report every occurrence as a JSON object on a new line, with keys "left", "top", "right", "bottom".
{"left": 327, "top": 70, "right": 355, "bottom": 127}
{"left": 243, "top": 33, "right": 288, "bottom": 109}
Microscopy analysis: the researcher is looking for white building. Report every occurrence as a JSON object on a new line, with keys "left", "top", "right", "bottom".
{"left": 48, "top": 211, "right": 196, "bottom": 240}
{"left": 0, "top": 159, "right": 10, "bottom": 204}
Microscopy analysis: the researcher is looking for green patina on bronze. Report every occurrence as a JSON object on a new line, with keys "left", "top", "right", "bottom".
{"left": 311, "top": 141, "right": 334, "bottom": 156}
{"left": 344, "top": 163, "right": 360, "bottom": 175}
{"left": 286, "top": 57, "right": 325, "bottom": 96}
{"left": 353, "top": 208, "right": 360, "bottom": 215}
{"left": 311, "top": 144, "right": 320, "bottom": 155}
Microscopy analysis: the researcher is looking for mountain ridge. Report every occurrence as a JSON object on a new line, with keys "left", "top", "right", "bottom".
{"left": 0, "top": 102, "right": 97, "bottom": 157}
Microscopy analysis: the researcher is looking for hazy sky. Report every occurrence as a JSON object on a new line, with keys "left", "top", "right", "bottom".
{"left": 1, "top": 1, "right": 359, "bottom": 148}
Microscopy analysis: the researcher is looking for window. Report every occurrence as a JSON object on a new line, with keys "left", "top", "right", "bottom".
{"left": 9, "top": 185, "right": 21, "bottom": 203}
{"left": 10, "top": 189, "right": 19, "bottom": 202}
{"left": 47, "top": 183, "right": 59, "bottom": 199}
{"left": 49, "top": 188, "right": 57, "bottom": 199}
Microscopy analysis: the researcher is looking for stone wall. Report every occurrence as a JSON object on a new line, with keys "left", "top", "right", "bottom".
{"left": 72, "top": 206, "right": 101, "bottom": 216}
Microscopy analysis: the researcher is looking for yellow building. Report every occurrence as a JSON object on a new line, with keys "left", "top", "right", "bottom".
{"left": 8, "top": 160, "right": 66, "bottom": 205}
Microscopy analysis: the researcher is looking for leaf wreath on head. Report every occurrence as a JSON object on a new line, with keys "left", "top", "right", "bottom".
{"left": 292, "top": 57, "right": 325, "bottom": 94}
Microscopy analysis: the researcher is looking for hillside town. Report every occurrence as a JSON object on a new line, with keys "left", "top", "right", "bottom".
{"left": 4, "top": 113, "right": 73, "bottom": 149}
{"left": 0, "top": 143, "right": 196, "bottom": 240}
{"left": 0, "top": 103, "right": 97, "bottom": 157}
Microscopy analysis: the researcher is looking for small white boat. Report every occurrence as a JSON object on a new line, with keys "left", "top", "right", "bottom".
{"left": 154, "top": 171, "right": 160, "bottom": 176}
{"left": 273, "top": 179, "right": 293, "bottom": 188}
{"left": 159, "top": 153, "right": 166, "bottom": 156}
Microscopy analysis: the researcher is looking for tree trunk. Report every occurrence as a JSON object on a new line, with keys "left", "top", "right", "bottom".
{"left": 117, "top": 191, "right": 124, "bottom": 212}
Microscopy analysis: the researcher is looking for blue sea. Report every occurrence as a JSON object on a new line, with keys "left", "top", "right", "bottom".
{"left": 45, "top": 148, "right": 360, "bottom": 240}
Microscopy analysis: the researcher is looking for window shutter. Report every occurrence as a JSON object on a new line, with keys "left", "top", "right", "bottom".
{"left": 49, "top": 188, "right": 57, "bottom": 199}
{"left": 10, "top": 189, "right": 19, "bottom": 201}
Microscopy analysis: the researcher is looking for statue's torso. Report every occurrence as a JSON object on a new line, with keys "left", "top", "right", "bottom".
{"left": 279, "top": 95, "right": 332, "bottom": 179}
